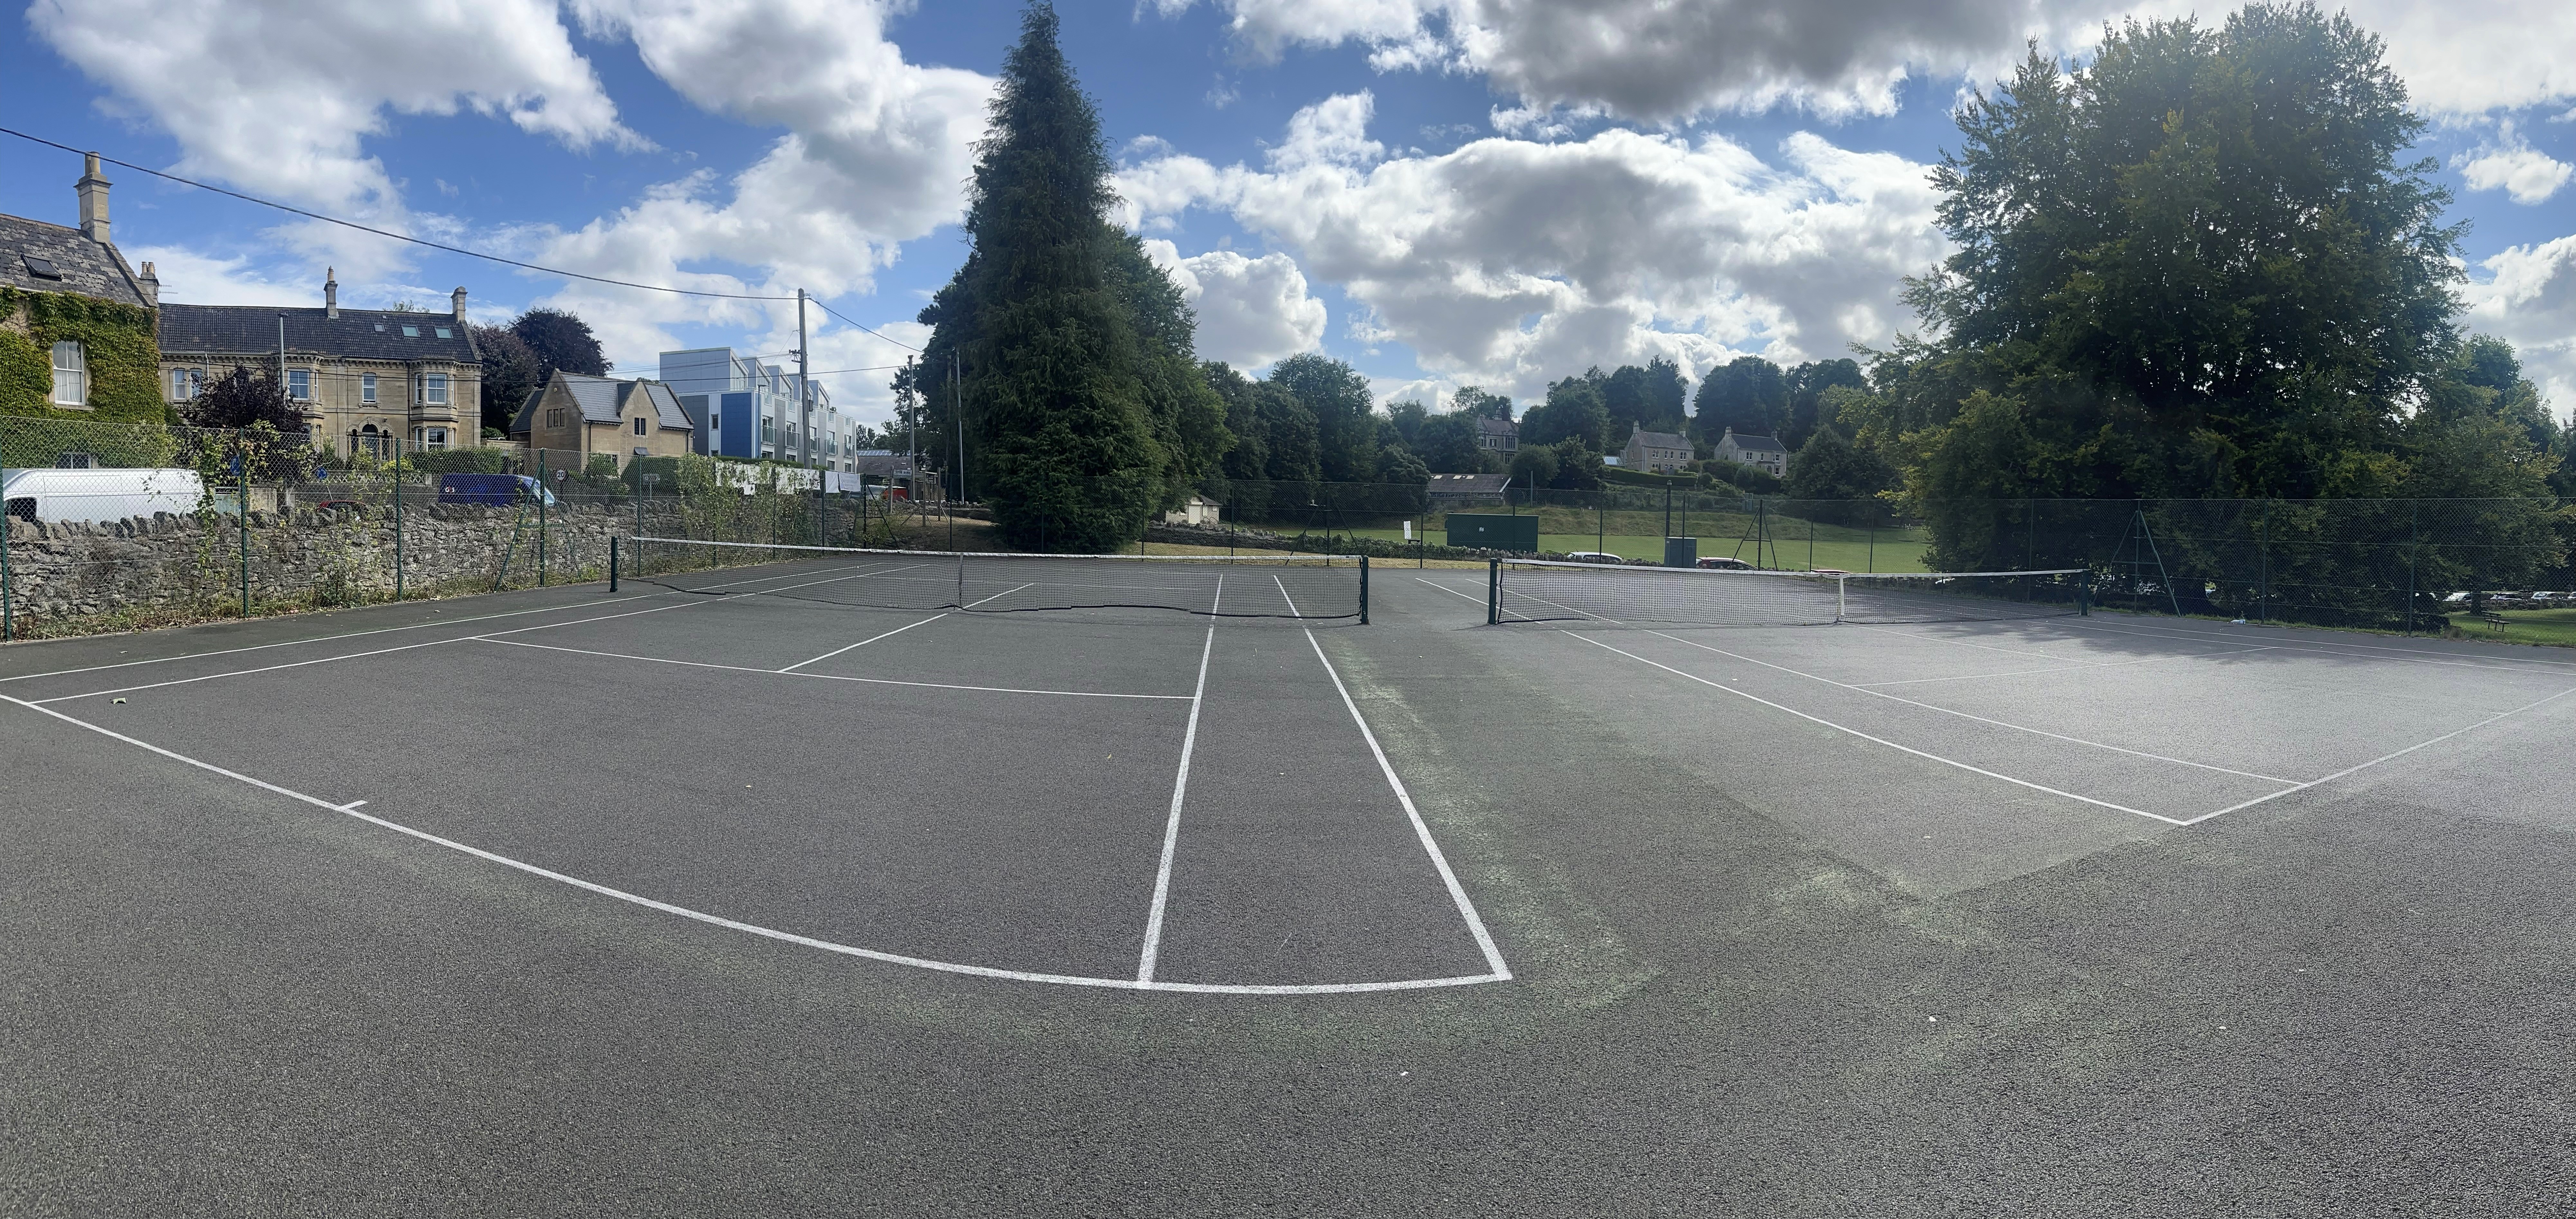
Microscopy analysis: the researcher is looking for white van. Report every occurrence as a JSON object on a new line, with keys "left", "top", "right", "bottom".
{"left": 1, "top": 467, "right": 233, "bottom": 524}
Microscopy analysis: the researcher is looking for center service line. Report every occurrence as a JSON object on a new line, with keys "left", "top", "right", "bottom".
{"left": 1136, "top": 574, "right": 1222, "bottom": 985}
{"left": 1284, "top": 574, "right": 1513, "bottom": 980}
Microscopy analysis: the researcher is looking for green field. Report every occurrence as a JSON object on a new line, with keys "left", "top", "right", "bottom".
{"left": 1298, "top": 517, "right": 1934, "bottom": 572}
{"left": 2449, "top": 608, "right": 2576, "bottom": 648}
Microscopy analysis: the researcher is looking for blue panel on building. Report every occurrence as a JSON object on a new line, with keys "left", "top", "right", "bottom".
{"left": 720, "top": 391, "right": 754, "bottom": 458}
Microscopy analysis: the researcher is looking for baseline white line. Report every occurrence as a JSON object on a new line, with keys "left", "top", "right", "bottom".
{"left": 0, "top": 692, "right": 1504, "bottom": 995}
{"left": 1639, "top": 630, "right": 2305, "bottom": 786}
{"left": 2182, "top": 684, "right": 2576, "bottom": 824}
{"left": 1565, "top": 632, "right": 2182, "bottom": 825}
{"left": 0, "top": 592, "right": 661, "bottom": 684}
{"left": 1137, "top": 574, "right": 1222, "bottom": 984}
{"left": 478, "top": 637, "right": 1191, "bottom": 700}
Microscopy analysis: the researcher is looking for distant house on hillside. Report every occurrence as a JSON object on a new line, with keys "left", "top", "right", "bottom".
{"left": 507, "top": 370, "right": 694, "bottom": 473}
{"left": 1426, "top": 472, "right": 1513, "bottom": 500}
{"left": 1713, "top": 427, "right": 1786, "bottom": 477}
{"left": 1621, "top": 429, "right": 1692, "bottom": 475}
{"left": 1473, "top": 416, "right": 1518, "bottom": 455}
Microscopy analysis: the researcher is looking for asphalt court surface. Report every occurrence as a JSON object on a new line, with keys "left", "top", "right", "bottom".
{"left": 13, "top": 562, "right": 2576, "bottom": 1214}
{"left": 2, "top": 562, "right": 1491, "bottom": 991}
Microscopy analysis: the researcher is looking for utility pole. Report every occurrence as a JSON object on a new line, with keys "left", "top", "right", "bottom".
{"left": 797, "top": 288, "right": 818, "bottom": 539}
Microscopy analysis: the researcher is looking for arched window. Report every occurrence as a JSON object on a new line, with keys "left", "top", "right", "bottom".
{"left": 50, "top": 342, "right": 86, "bottom": 406}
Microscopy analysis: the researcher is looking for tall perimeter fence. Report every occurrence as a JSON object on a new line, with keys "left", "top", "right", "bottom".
{"left": 0, "top": 414, "right": 957, "bottom": 641}
{"left": 5, "top": 414, "right": 2570, "bottom": 641}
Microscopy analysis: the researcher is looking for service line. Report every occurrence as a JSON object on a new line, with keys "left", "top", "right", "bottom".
{"left": 1136, "top": 575, "right": 1222, "bottom": 985}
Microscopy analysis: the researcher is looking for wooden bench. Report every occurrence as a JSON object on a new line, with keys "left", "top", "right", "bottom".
{"left": 2472, "top": 611, "right": 2510, "bottom": 633}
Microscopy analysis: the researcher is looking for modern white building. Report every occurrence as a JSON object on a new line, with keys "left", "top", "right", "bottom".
{"left": 658, "top": 347, "right": 861, "bottom": 472}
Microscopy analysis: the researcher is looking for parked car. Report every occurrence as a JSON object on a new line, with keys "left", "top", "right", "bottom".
{"left": 436, "top": 473, "right": 555, "bottom": 507}
{"left": 1698, "top": 556, "right": 1754, "bottom": 570}
{"left": 1562, "top": 551, "right": 1624, "bottom": 563}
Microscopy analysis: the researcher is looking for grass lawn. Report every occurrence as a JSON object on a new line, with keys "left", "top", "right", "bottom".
{"left": 1314, "top": 526, "right": 1934, "bottom": 572}
{"left": 2449, "top": 608, "right": 2576, "bottom": 648}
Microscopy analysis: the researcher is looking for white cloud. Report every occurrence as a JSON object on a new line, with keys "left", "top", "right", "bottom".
{"left": 1120, "top": 98, "right": 1944, "bottom": 400}
{"left": 1267, "top": 92, "right": 1386, "bottom": 171}
{"left": 2464, "top": 236, "right": 2576, "bottom": 417}
{"left": 1160, "top": 0, "right": 2576, "bottom": 125}
{"left": 124, "top": 245, "right": 319, "bottom": 309}
{"left": 2458, "top": 123, "right": 2574, "bottom": 206}
{"left": 28, "top": 0, "right": 636, "bottom": 215}
{"left": 1144, "top": 240, "right": 1329, "bottom": 370}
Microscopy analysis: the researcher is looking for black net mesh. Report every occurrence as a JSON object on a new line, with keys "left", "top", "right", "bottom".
{"left": 624, "top": 537, "right": 1364, "bottom": 619}
{"left": 1490, "top": 560, "right": 2088, "bottom": 626}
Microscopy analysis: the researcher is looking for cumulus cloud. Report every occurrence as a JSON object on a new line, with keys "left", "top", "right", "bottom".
{"left": 28, "top": 0, "right": 635, "bottom": 214}
{"left": 1120, "top": 95, "right": 1944, "bottom": 400}
{"left": 1160, "top": 0, "right": 2576, "bottom": 124}
{"left": 2458, "top": 124, "right": 2574, "bottom": 205}
{"left": 1144, "top": 240, "right": 1329, "bottom": 370}
{"left": 2464, "top": 236, "right": 2576, "bottom": 416}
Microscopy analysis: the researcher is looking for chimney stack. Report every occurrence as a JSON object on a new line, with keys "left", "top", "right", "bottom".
{"left": 76, "top": 152, "right": 111, "bottom": 245}
{"left": 451, "top": 286, "right": 468, "bottom": 322}
{"left": 136, "top": 260, "right": 160, "bottom": 308}
{"left": 325, "top": 267, "right": 339, "bottom": 319}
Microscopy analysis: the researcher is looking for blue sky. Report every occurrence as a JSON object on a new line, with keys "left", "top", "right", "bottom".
{"left": 5, "top": 0, "right": 2573, "bottom": 425}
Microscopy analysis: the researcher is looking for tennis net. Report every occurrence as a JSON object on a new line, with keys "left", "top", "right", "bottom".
{"left": 618, "top": 537, "right": 1367, "bottom": 620}
{"left": 1485, "top": 559, "right": 2088, "bottom": 626}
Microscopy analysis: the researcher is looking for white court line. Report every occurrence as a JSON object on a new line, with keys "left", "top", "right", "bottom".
{"left": 2054, "top": 617, "right": 2576, "bottom": 677}
{"left": 480, "top": 637, "right": 1192, "bottom": 700}
{"left": 1566, "top": 633, "right": 2181, "bottom": 825}
{"left": 1413, "top": 575, "right": 1543, "bottom": 621}
{"left": 1849, "top": 648, "right": 2276, "bottom": 688}
{"left": 766, "top": 582, "right": 1031, "bottom": 675}
{"left": 2182, "top": 684, "right": 2576, "bottom": 824}
{"left": 29, "top": 597, "right": 721, "bottom": 705}
{"left": 0, "top": 692, "right": 1504, "bottom": 996}
{"left": 1638, "top": 630, "right": 2305, "bottom": 786}
{"left": 1288, "top": 575, "right": 1514, "bottom": 978}
{"left": 777, "top": 616, "right": 944, "bottom": 673}
{"left": 1137, "top": 575, "right": 1222, "bottom": 984}
{"left": 31, "top": 563, "right": 944, "bottom": 704}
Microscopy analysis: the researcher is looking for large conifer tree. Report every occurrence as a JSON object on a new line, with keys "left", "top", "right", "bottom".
{"left": 912, "top": 3, "right": 1226, "bottom": 551}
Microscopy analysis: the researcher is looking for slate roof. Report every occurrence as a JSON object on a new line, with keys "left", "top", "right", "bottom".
{"left": 1473, "top": 416, "right": 1517, "bottom": 436}
{"left": 1720, "top": 431, "right": 1786, "bottom": 454}
{"left": 1426, "top": 472, "right": 1514, "bottom": 495}
{"left": 511, "top": 373, "right": 694, "bottom": 433}
{"left": 0, "top": 214, "right": 149, "bottom": 307}
{"left": 1630, "top": 430, "right": 1691, "bottom": 450}
{"left": 159, "top": 304, "right": 481, "bottom": 363}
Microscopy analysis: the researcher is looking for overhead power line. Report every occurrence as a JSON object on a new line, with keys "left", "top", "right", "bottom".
{"left": 1, "top": 125, "right": 795, "bottom": 301}
{"left": 814, "top": 298, "right": 923, "bottom": 353}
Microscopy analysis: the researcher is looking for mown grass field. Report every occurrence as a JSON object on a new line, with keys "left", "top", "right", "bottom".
{"left": 2448, "top": 607, "right": 2576, "bottom": 648}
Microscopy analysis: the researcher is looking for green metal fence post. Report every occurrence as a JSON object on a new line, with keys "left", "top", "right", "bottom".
{"left": 610, "top": 535, "right": 620, "bottom": 593}
{"left": 537, "top": 449, "right": 548, "bottom": 588}
{"left": 393, "top": 435, "right": 404, "bottom": 602}
{"left": 1, "top": 511, "right": 14, "bottom": 642}
{"left": 1360, "top": 554, "right": 1370, "bottom": 625}
{"left": 2258, "top": 499, "right": 2269, "bottom": 623}
{"left": 238, "top": 453, "right": 251, "bottom": 619}
{"left": 2080, "top": 570, "right": 2092, "bottom": 616}
{"left": 2405, "top": 501, "right": 2419, "bottom": 634}
{"left": 1487, "top": 558, "right": 1500, "bottom": 625}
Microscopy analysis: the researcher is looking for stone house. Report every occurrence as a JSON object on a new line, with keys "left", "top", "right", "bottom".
{"left": 507, "top": 370, "right": 695, "bottom": 474}
{"left": 1712, "top": 427, "right": 1787, "bottom": 477}
{"left": 1620, "top": 429, "right": 1693, "bottom": 475}
{"left": 1473, "top": 415, "right": 1518, "bottom": 455}
{"left": 158, "top": 270, "right": 485, "bottom": 458}
{"left": 0, "top": 152, "right": 163, "bottom": 426}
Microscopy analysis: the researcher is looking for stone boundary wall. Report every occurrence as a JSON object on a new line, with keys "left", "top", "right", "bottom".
{"left": 2, "top": 502, "right": 637, "bottom": 623}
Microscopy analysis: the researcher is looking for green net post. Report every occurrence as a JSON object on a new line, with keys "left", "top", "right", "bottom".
{"left": 1360, "top": 554, "right": 1370, "bottom": 624}
{"left": 610, "top": 535, "right": 620, "bottom": 593}
{"left": 1487, "top": 558, "right": 1500, "bottom": 625}
{"left": 2080, "top": 570, "right": 2092, "bottom": 615}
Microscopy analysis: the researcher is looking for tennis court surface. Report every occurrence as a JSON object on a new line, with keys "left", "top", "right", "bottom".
{"left": 9, "top": 548, "right": 2576, "bottom": 1214}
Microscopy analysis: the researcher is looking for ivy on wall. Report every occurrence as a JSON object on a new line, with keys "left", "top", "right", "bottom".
{"left": 0, "top": 286, "right": 170, "bottom": 424}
